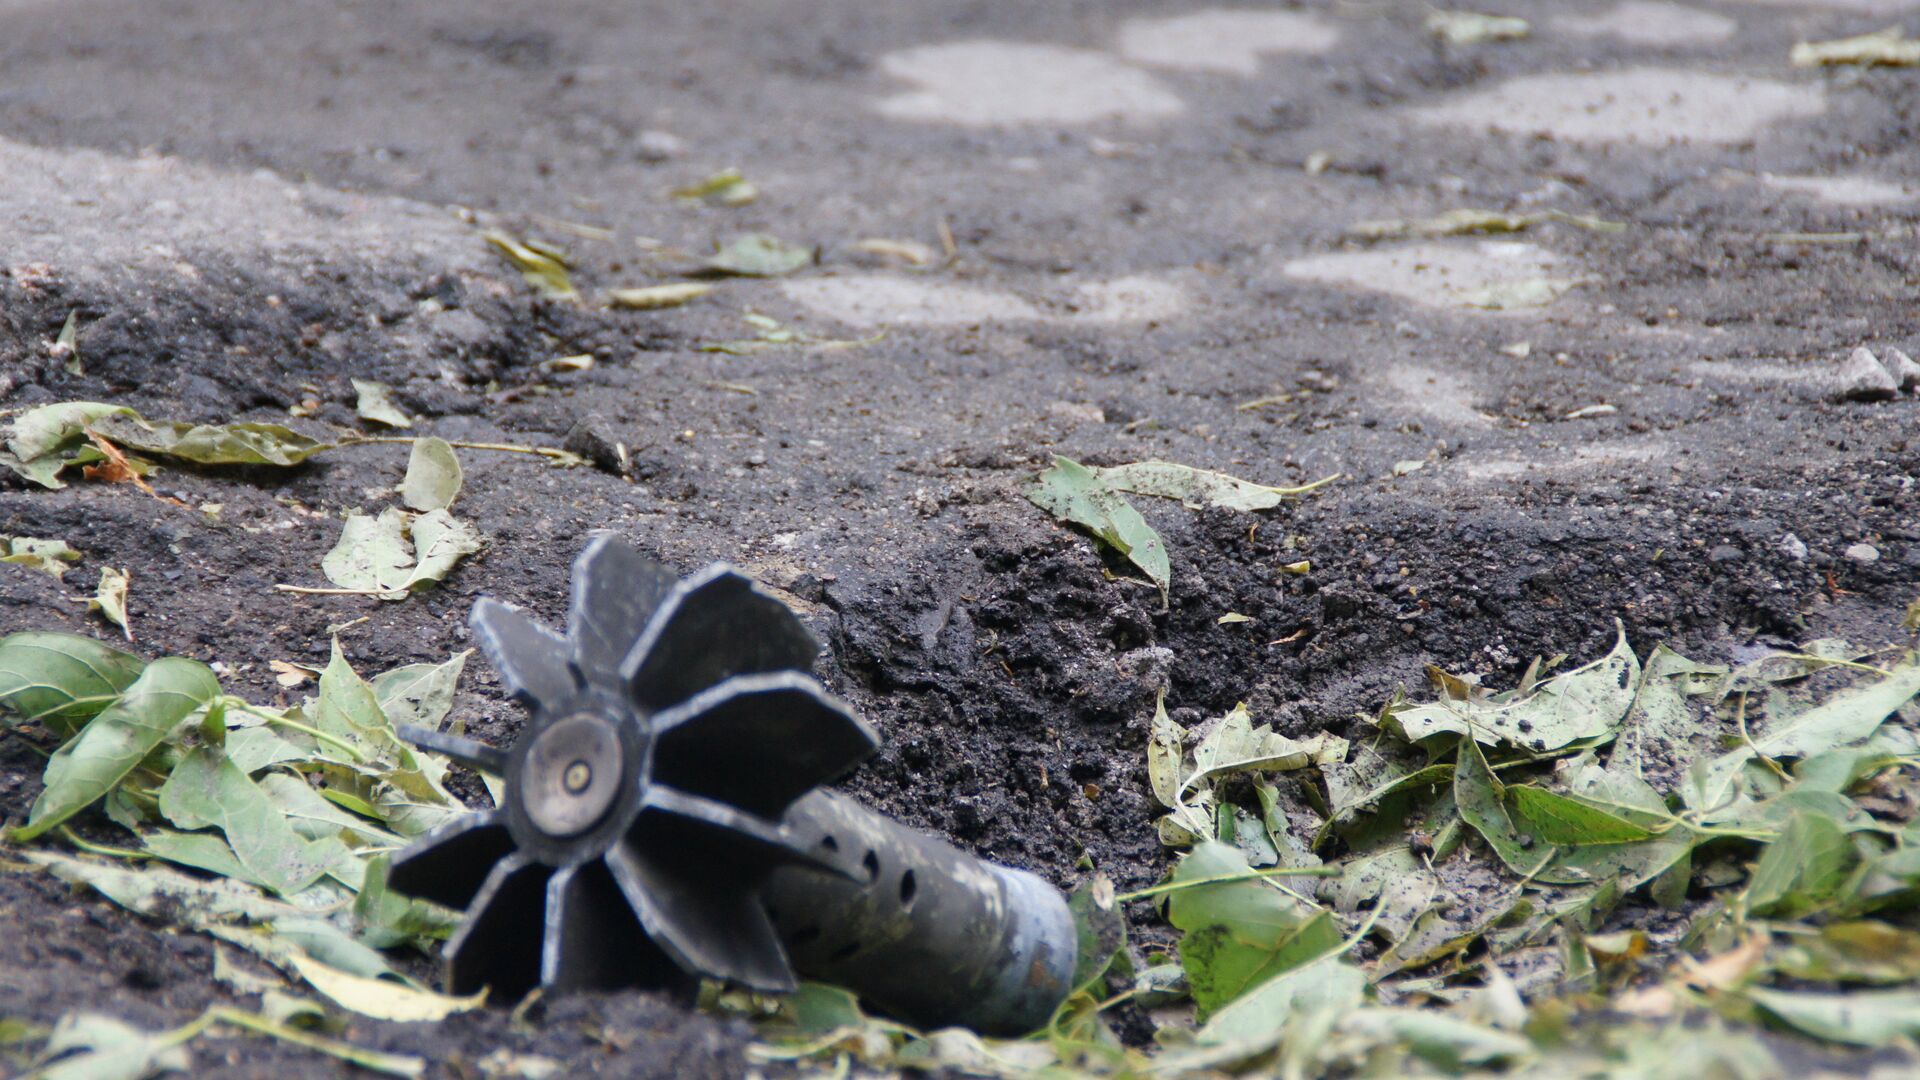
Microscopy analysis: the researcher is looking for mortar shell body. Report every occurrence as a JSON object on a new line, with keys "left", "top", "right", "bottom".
{"left": 768, "top": 789, "right": 1078, "bottom": 1035}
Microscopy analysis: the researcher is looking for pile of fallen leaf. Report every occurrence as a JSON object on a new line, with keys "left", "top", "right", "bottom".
{"left": 1025, "top": 456, "right": 1337, "bottom": 603}
{"left": 0, "top": 631, "right": 486, "bottom": 1076}
{"left": 9, "top": 398, "right": 1920, "bottom": 1075}
{"left": 0, "top": 398, "right": 594, "bottom": 624}
{"left": 745, "top": 631, "right": 1920, "bottom": 1076}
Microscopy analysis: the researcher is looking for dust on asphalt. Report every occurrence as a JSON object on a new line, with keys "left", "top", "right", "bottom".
{"left": 3, "top": 0, "right": 1920, "bottom": 1074}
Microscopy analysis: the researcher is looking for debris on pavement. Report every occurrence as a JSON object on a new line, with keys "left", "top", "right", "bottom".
{"left": 352, "top": 380, "right": 414, "bottom": 429}
{"left": 699, "top": 232, "right": 816, "bottom": 277}
{"left": 483, "top": 230, "right": 577, "bottom": 300}
{"left": 852, "top": 237, "right": 936, "bottom": 266}
{"left": 671, "top": 168, "right": 758, "bottom": 206}
{"left": 49, "top": 310, "right": 81, "bottom": 376}
{"left": 1, "top": 537, "right": 81, "bottom": 581}
{"left": 1456, "top": 276, "right": 1585, "bottom": 311}
{"left": 82, "top": 566, "right": 132, "bottom": 640}
{"left": 1880, "top": 347, "right": 1920, "bottom": 392}
{"left": 1426, "top": 11, "right": 1530, "bottom": 46}
{"left": 1823, "top": 346, "right": 1901, "bottom": 403}
{"left": 1349, "top": 208, "right": 1623, "bottom": 241}
{"left": 607, "top": 282, "right": 714, "bottom": 309}
{"left": 1792, "top": 27, "right": 1920, "bottom": 68}
{"left": 4, "top": 0, "right": 1920, "bottom": 1074}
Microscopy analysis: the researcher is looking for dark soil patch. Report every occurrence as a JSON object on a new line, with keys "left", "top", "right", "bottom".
{"left": 4, "top": 0, "right": 1920, "bottom": 1073}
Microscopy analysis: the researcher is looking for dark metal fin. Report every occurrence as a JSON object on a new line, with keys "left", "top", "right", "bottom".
{"left": 539, "top": 860, "right": 684, "bottom": 992}
{"left": 620, "top": 565, "right": 820, "bottom": 711}
{"left": 396, "top": 725, "right": 508, "bottom": 776}
{"left": 469, "top": 599, "right": 577, "bottom": 710}
{"left": 605, "top": 832, "right": 796, "bottom": 993}
{"left": 652, "top": 673, "right": 878, "bottom": 818}
{"left": 568, "top": 535, "right": 679, "bottom": 688}
{"left": 445, "top": 853, "right": 551, "bottom": 999}
{"left": 386, "top": 811, "right": 514, "bottom": 911}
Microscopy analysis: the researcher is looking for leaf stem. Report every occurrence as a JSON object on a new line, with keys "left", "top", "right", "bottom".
{"left": 339, "top": 434, "right": 584, "bottom": 466}
{"left": 57, "top": 825, "right": 150, "bottom": 860}
{"left": 1267, "top": 472, "right": 1343, "bottom": 497}
{"left": 223, "top": 699, "right": 368, "bottom": 764}
{"left": 1116, "top": 865, "right": 1342, "bottom": 904}
{"left": 271, "top": 585, "right": 403, "bottom": 598}
{"left": 172, "top": 1006, "right": 426, "bottom": 1078}
{"left": 1769, "top": 653, "right": 1891, "bottom": 677}
{"left": 14, "top": 693, "right": 125, "bottom": 729}
{"left": 1733, "top": 692, "right": 1792, "bottom": 783}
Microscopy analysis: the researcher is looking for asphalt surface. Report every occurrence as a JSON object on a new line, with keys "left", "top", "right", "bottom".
{"left": 3, "top": 0, "right": 1920, "bottom": 1074}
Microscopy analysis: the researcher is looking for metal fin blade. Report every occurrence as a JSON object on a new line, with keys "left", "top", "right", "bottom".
{"left": 605, "top": 828, "right": 796, "bottom": 993}
{"left": 540, "top": 860, "right": 684, "bottom": 992}
{"left": 470, "top": 598, "right": 576, "bottom": 711}
{"left": 568, "top": 535, "right": 679, "bottom": 688}
{"left": 445, "top": 853, "right": 551, "bottom": 999}
{"left": 387, "top": 811, "right": 514, "bottom": 911}
{"left": 396, "top": 725, "right": 508, "bottom": 776}
{"left": 642, "top": 785, "right": 833, "bottom": 872}
{"left": 621, "top": 565, "right": 821, "bottom": 711}
{"left": 652, "top": 673, "right": 878, "bottom": 818}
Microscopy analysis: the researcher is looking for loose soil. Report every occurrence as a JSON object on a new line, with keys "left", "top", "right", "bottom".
{"left": 3, "top": 0, "right": 1919, "bottom": 1074}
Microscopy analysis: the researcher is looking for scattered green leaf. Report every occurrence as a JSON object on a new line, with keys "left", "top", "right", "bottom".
{"left": 399, "top": 436, "right": 462, "bottom": 513}
{"left": 1427, "top": 10, "right": 1530, "bottom": 45}
{"left": 483, "top": 230, "right": 576, "bottom": 300}
{"left": 1094, "top": 460, "right": 1338, "bottom": 509}
{"left": 158, "top": 747, "right": 337, "bottom": 896}
{"left": 86, "top": 567, "right": 132, "bottom": 641}
{"left": 1351, "top": 208, "right": 1623, "bottom": 240}
{"left": 700, "top": 232, "right": 815, "bottom": 277}
{"left": 1025, "top": 456, "right": 1170, "bottom": 600}
{"left": 1457, "top": 277, "right": 1583, "bottom": 310}
{"left": 607, "top": 282, "right": 714, "bottom": 310}
{"left": 318, "top": 507, "right": 483, "bottom": 599}
{"left": 3, "top": 538, "right": 83, "bottom": 581}
{"left": 1385, "top": 624, "right": 1639, "bottom": 750}
{"left": 14, "top": 657, "right": 221, "bottom": 842}
{"left": 53, "top": 310, "right": 82, "bottom": 376}
{"left": 1455, "top": 736, "right": 1553, "bottom": 875}
{"left": 1745, "top": 985, "right": 1920, "bottom": 1047}
{"left": 287, "top": 952, "right": 485, "bottom": 1022}
{"left": 91, "top": 414, "right": 331, "bottom": 467}
{"left": 1152, "top": 701, "right": 1346, "bottom": 847}
{"left": 1792, "top": 27, "right": 1920, "bottom": 67}
{"left": 351, "top": 380, "right": 412, "bottom": 429}
{"left": 1505, "top": 785, "right": 1653, "bottom": 846}
{"left": 1166, "top": 843, "right": 1344, "bottom": 1017}
{"left": 30, "top": 1011, "right": 192, "bottom": 1080}
{"left": 672, "top": 168, "right": 758, "bottom": 206}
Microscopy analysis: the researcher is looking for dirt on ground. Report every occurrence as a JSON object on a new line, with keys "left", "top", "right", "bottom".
{"left": 3, "top": 0, "right": 1919, "bottom": 1074}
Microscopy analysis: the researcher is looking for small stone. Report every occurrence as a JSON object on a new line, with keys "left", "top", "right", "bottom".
{"left": 1845, "top": 543, "right": 1881, "bottom": 564}
{"left": 1047, "top": 401, "right": 1106, "bottom": 425}
{"left": 563, "top": 413, "right": 628, "bottom": 475}
{"left": 636, "top": 130, "right": 685, "bottom": 162}
{"left": 1882, "top": 347, "right": 1920, "bottom": 392}
{"left": 1779, "top": 533, "right": 1808, "bottom": 561}
{"left": 1708, "top": 544, "right": 1743, "bottom": 564}
{"left": 1824, "top": 346, "right": 1899, "bottom": 403}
